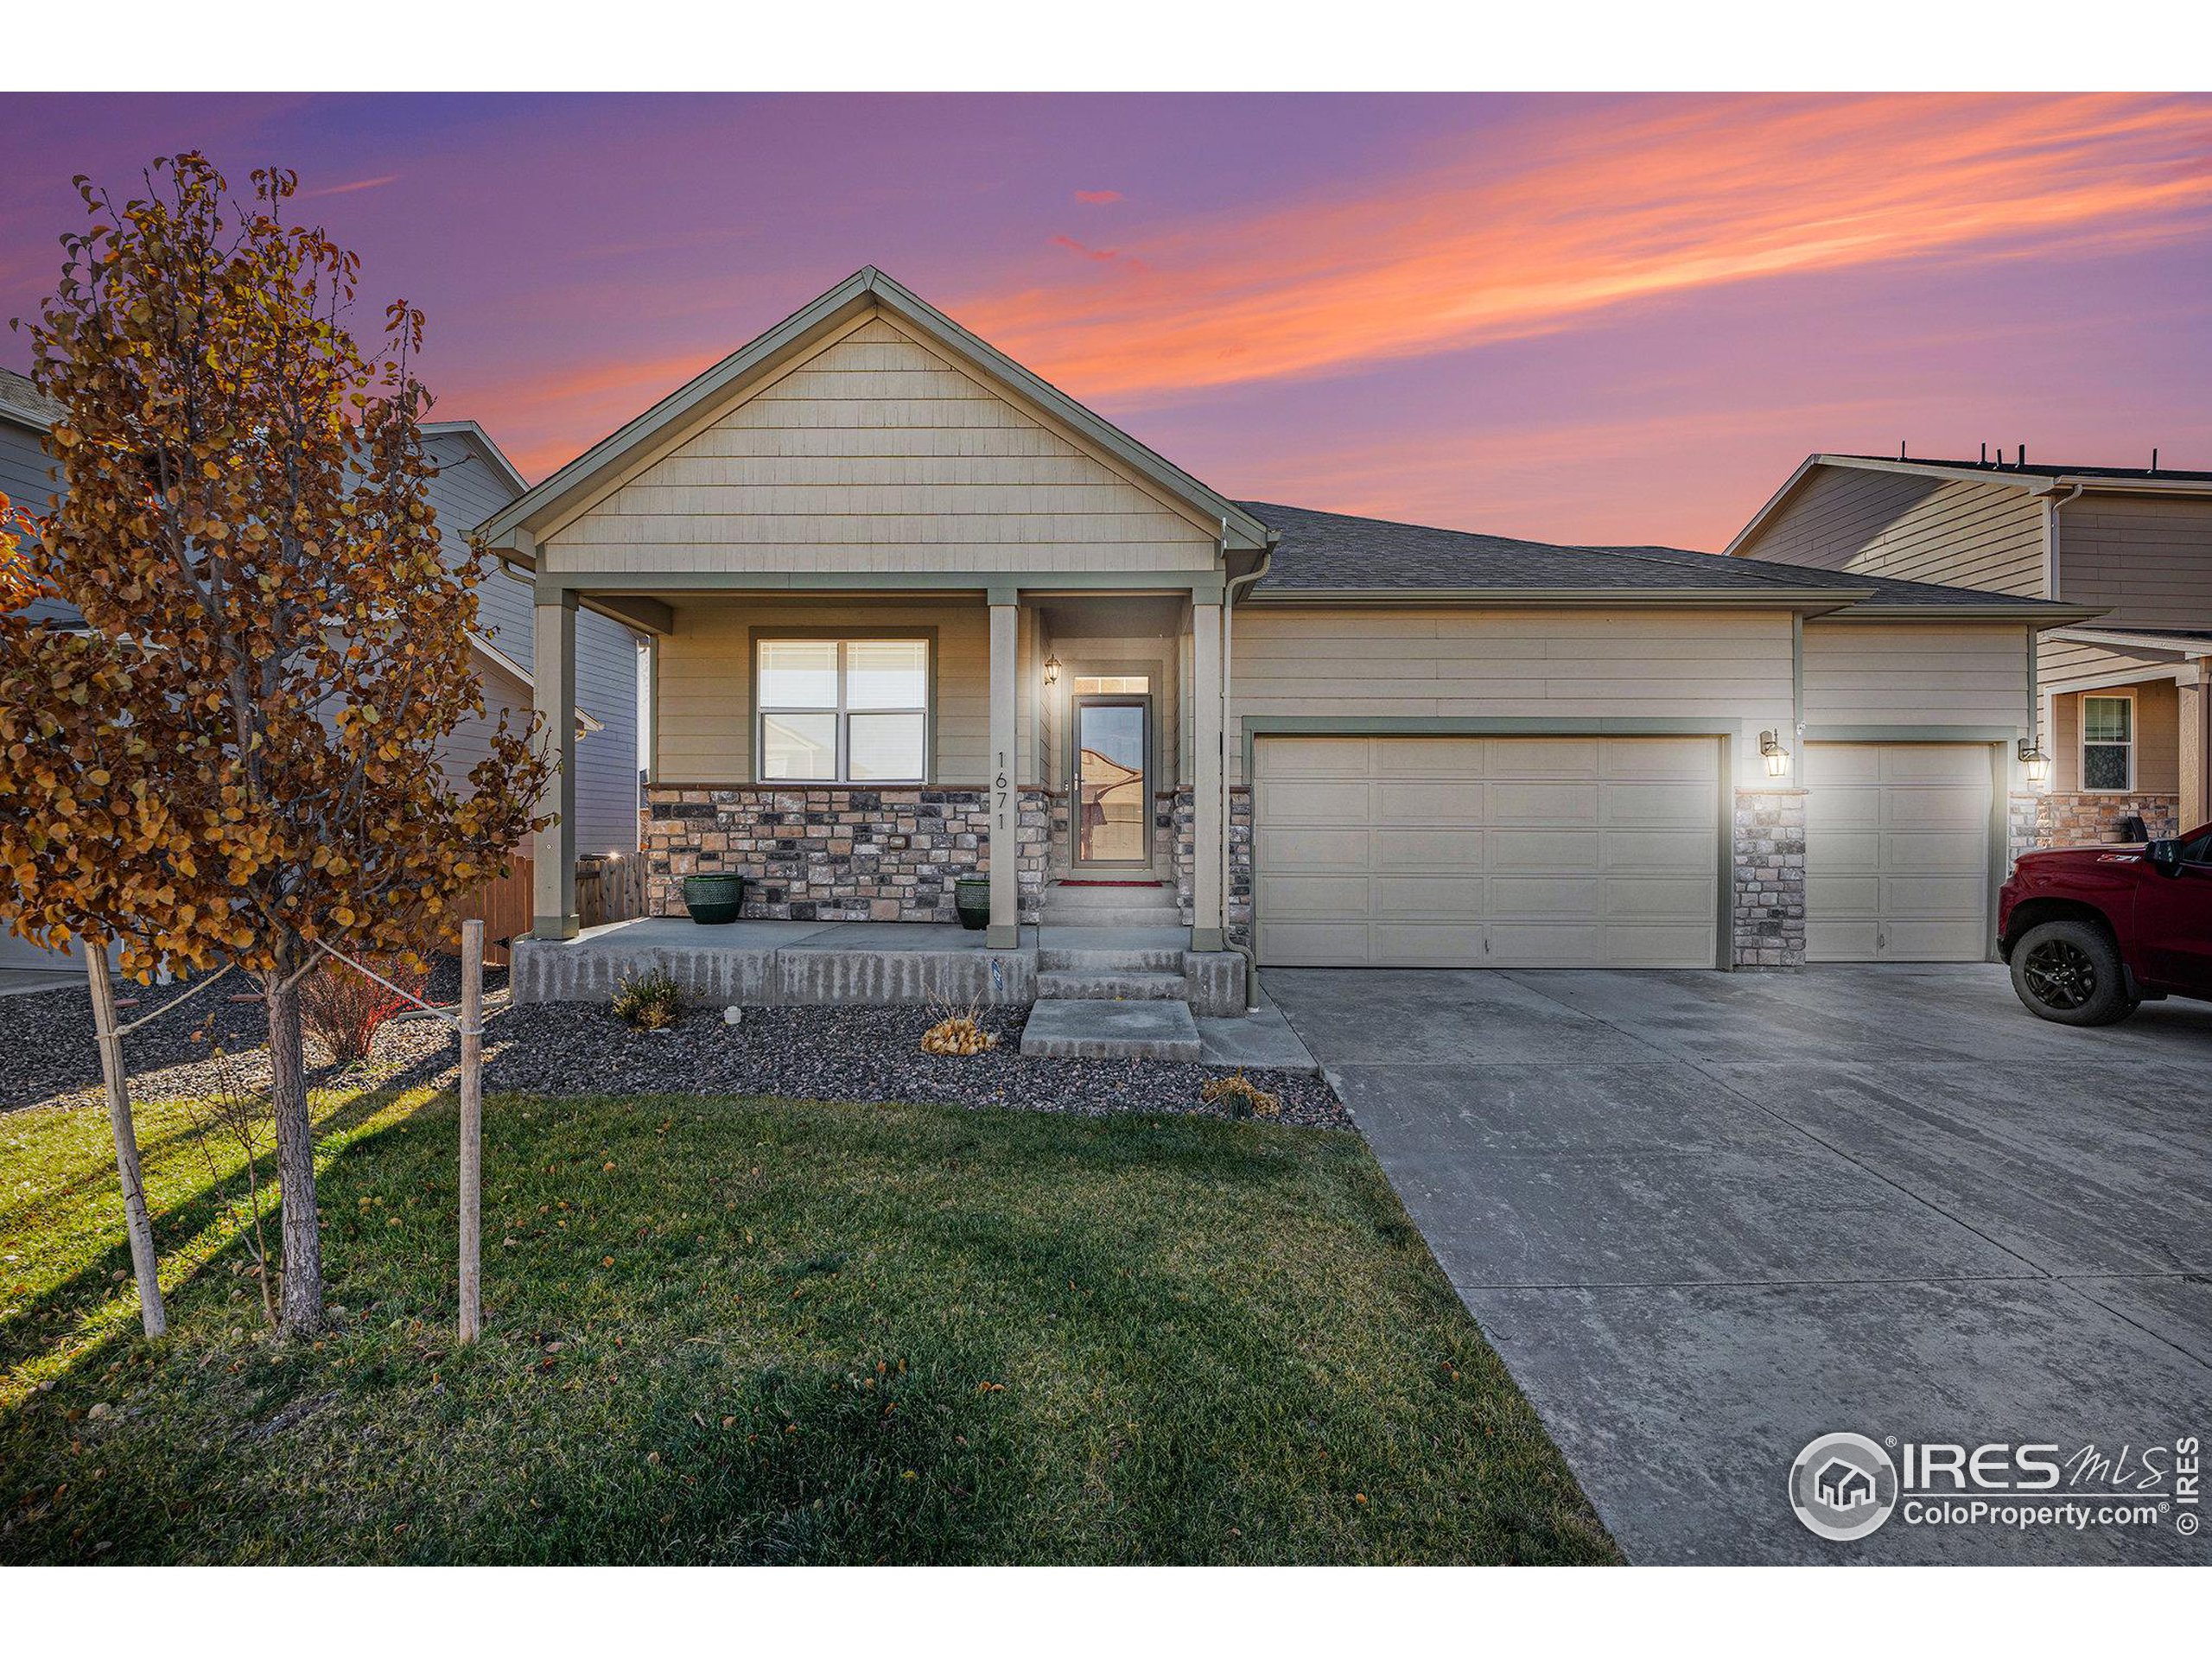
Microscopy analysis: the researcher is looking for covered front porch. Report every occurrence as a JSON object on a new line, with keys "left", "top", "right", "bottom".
{"left": 525, "top": 576, "right": 1235, "bottom": 957}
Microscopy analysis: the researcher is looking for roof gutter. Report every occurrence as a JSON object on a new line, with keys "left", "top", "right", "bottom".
{"left": 1218, "top": 524, "right": 1277, "bottom": 1013}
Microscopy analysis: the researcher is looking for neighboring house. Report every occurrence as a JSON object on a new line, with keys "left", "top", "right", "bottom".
{"left": 480, "top": 267, "right": 2087, "bottom": 978}
{"left": 0, "top": 370, "right": 642, "bottom": 974}
{"left": 1728, "top": 453, "right": 2212, "bottom": 851}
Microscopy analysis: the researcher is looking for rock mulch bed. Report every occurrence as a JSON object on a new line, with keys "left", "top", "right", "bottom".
{"left": 2, "top": 979, "right": 1346, "bottom": 1129}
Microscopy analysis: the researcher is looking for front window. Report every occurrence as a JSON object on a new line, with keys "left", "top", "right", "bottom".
{"left": 2081, "top": 695, "right": 2133, "bottom": 793}
{"left": 756, "top": 638, "right": 928, "bottom": 783}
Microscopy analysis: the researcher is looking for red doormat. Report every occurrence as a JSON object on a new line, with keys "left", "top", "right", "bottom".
{"left": 1055, "top": 880, "right": 1162, "bottom": 887}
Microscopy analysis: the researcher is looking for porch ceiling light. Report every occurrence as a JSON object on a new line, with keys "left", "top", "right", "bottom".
{"left": 2018, "top": 740, "right": 2051, "bottom": 787}
{"left": 1759, "top": 728, "right": 1791, "bottom": 779}
{"left": 1043, "top": 653, "right": 1060, "bottom": 686}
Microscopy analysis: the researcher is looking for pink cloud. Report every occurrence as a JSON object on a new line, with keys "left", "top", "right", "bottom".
{"left": 302, "top": 174, "right": 398, "bottom": 198}
{"left": 1074, "top": 189, "right": 1122, "bottom": 204}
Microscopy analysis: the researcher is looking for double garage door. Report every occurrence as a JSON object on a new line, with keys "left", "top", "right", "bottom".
{"left": 1252, "top": 734, "right": 1995, "bottom": 969}
{"left": 1254, "top": 735, "right": 1723, "bottom": 968}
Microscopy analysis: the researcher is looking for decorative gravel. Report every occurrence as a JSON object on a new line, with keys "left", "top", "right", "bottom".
{"left": 2, "top": 976, "right": 1345, "bottom": 1129}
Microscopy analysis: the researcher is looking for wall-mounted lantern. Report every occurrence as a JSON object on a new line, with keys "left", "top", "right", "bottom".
{"left": 1043, "top": 653, "right": 1061, "bottom": 687}
{"left": 1759, "top": 728, "right": 1791, "bottom": 779}
{"left": 2018, "top": 739, "right": 2051, "bottom": 787}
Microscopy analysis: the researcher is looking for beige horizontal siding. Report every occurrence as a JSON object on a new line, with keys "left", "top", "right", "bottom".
{"left": 654, "top": 598, "right": 1000, "bottom": 784}
{"left": 1229, "top": 608, "right": 1794, "bottom": 785}
{"left": 1802, "top": 621, "right": 2031, "bottom": 727}
{"left": 2037, "top": 635, "right": 2192, "bottom": 688}
{"left": 2052, "top": 681, "right": 2179, "bottom": 793}
{"left": 2056, "top": 496, "right": 2212, "bottom": 632}
{"left": 544, "top": 314, "right": 1217, "bottom": 575}
{"left": 1739, "top": 466, "right": 2045, "bottom": 595}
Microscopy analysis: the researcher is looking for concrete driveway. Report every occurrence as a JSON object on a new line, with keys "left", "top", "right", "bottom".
{"left": 1268, "top": 964, "right": 2212, "bottom": 1564}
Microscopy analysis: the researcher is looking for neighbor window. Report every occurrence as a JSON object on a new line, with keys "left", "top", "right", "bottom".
{"left": 2081, "top": 694, "right": 2133, "bottom": 792}
{"left": 756, "top": 638, "right": 929, "bottom": 783}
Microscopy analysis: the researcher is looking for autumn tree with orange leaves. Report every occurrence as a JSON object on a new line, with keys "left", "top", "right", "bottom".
{"left": 0, "top": 155, "right": 550, "bottom": 1332}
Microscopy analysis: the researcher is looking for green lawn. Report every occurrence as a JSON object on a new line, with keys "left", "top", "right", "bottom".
{"left": 1, "top": 1080, "right": 1617, "bottom": 1564}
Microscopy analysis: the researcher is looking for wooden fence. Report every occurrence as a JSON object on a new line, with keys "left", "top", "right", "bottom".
{"left": 446, "top": 850, "right": 646, "bottom": 966}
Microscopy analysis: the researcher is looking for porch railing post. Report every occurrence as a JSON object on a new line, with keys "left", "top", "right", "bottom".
{"left": 988, "top": 596, "right": 1020, "bottom": 948}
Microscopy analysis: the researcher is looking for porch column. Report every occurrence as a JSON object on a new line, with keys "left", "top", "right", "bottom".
{"left": 2182, "top": 661, "right": 2210, "bottom": 829}
{"left": 532, "top": 590, "right": 579, "bottom": 940}
{"left": 988, "top": 595, "right": 1020, "bottom": 948}
{"left": 1191, "top": 599, "right": 1224, "bottom": 952}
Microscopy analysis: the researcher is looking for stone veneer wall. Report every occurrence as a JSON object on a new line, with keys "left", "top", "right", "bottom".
{"left": 2006, "top": 792, "right": 2043, "bottom": 874}
{"left": 2037, "top": 791, "right": 2180, "bottom": 849}
{"left": 1732, "top": 787, "right": 1806, "bottom": 969}
{"left": 645, "top": 785, "right": 1048, "bottom": 925}
{"left": 1169, "top": 785, "right": 1252, "bottom": 944}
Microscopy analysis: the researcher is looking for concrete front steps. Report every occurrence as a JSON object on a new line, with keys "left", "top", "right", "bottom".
{"left": 1020, "top": 906, "right": 1232, "bottom": 1061}
{"left": 1037, "top": 879, "right": 1185, "bottom": 931}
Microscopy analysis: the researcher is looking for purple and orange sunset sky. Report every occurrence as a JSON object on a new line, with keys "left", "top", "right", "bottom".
{"left": 3, "top": 91, "right": 2209, "bottom": 551}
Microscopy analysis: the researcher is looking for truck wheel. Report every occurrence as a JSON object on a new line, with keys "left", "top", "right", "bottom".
{"left": 2009, "top": 919, "right": 2138, "bottom": 1027}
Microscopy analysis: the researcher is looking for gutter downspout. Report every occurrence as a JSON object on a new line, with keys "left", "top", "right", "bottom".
{"left": 1220, "top": 522, "right": 1274, "bottom": 1014}
{"left": 2034, "top": 483, "right": 2084, "bottom": 772}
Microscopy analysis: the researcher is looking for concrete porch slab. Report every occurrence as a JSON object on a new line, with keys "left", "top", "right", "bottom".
{"left": 1195, "top": 988, "right": 1319, "bottom": 1072}
{"left": 1020, "top": 997, "right": 1202, "bottom": 1062}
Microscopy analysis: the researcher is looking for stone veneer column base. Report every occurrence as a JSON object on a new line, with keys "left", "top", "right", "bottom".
{"left": 645, "top": 785, "right": 1049, "bottom": 925}
{"left": 1732, "top": 788, "right": 1806, "bottom": 969}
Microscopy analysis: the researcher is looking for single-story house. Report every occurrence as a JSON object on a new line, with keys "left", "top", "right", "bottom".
{"left": 480, "top": 266, "right": 2092, "bottom": 1001}
{"left": 0, "top": 369, "right": 645, "bottom": 976}
{"left": 1727, "top": 451, "right": 2212, "bottom": 848}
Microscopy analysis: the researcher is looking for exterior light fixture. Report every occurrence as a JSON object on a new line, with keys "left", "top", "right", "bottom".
{"left": 1043, "top": 654, "right": 1060, "bottom": 686}
{"left": 1759, "top": 729, "right": 1791, "bottom": 779}
{"left": 2018, "top": 740, "right": 2051, "bottom": 786}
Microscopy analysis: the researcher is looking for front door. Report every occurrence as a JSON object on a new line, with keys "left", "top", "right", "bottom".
{"left": 1071, "top": 695, "right": 1151, "bottom": 868}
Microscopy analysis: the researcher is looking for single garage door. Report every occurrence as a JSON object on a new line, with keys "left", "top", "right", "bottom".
{"left": 1253, "top": 734, "right": 1721, "bottom": 968}
{"left": 1804, "top": 743, "right": 1993, "bottom": 963}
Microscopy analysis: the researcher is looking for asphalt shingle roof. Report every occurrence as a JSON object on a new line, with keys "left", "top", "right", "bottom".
{"left": 1239, "top": 500, "right": 2077, "bottom": 611}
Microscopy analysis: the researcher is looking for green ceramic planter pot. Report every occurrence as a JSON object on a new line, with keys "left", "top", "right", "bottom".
{"left": 682, "top": 873, "right": 746, "bottom": 925}
{"left": 954, "top": 876, "right": 992, "bottom": 931}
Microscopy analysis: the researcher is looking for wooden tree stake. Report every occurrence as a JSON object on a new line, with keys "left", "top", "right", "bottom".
{"left": 458, "top": 918, "right": 484, "bottom": 1343}
{"left": 86, "top": 948, "right": 167, "bottom": 1338}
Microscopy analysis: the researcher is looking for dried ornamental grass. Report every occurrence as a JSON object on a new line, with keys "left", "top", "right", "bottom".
{"left": 612, "top": 967, "right": 683, "bottom": 1032}
{"left": 1200, "top": 1070, "right": 1281, "bottom": 1120}
{"left": 920, "top": 1014, "right": 997, "bottom": 1057}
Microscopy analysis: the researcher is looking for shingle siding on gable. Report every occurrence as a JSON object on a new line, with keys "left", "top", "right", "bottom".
{"left": 2055, "top": 495, "right": 2212, "bottom": 634}
{"left": 541, "top": 314, "right": 1217, "bottom": 576}
{"left": 423, "top": 431, "right": 641, "bottom": 855}
{"left": 1740, "top": 467, "right": 2046, "bottom": 597}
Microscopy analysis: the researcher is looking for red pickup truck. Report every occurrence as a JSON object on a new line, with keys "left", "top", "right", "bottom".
{"left": 1999, "top": 823, "right": 2212, "bottom": 1024}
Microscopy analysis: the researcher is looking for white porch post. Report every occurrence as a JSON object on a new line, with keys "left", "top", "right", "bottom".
{"left": 532, "top": 589, "right": 579, "bottom": 939}
{"left": 1192, "top": 598, "right": 1225, "bottom": 952}
{"left": 988, "top": 594, "right": 1020, "bottom": 948}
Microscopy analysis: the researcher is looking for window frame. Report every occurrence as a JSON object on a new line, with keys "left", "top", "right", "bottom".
{"left": 2079, "top": 691, "right": 2136, "bottom": 795}
{"left": 751, "top": 627, "right": 935, "bottom": 785}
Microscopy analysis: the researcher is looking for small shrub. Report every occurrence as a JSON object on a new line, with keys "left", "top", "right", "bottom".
{"left": 1200, "top": 1070, "right": 1280, "bottom": 1120}
{"left": 613, "top": 967, "right": 683, "bottom": 1031}
{"left": 302, "top": 955, "right": 428, "bottom": 1064}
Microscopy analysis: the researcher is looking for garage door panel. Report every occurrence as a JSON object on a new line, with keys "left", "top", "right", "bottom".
{"left": 1603, "top": 736, "right": 1719, "bottom": 780}
{"left": 1484, "top": 922, "right": 1605, "bottom": 966}
{"left": 1601, "top": 828, "right": 1713, "bottom": 870}
{"left": 1489, "top": 780, "right": 1602, "bottom": 823}
{"left": 1256, "top": 780, "right": 1372, "bottom": 823}
{"left": 1257, "top": 827, "right": 1371, "bottom": 871}
{"left": 1604, "top": 875, "right": 1714, "bottom": 922}
{"left": 1372, "top": 876, "right": 1491, "bottom": 916}
{"left": 1261, "top": 738, "right": 1371, "bottom": 779}
{"left": 1485, "top": 874, "right": 1605, "bottom": 919}
{"left": 1374, "top": 781, "right": 1487, "bottom": 823}
{"left": 1884, "top": 791, "right": 1992, "bottom": 832}
{"left": 1256, "top": 874, "right": 1373, "bottom": 918}
{"left": 1373, "top": 828, "right": 1488, "bottom": 869}
{"left": 1369, "top": 923, "right": 1485, "bottom": 966}
{"left": 1255, "top": 734, "right": 1719, "bottom": 969}
{"left": 1603, "top": 781, "right": 1718, "bottom": 827}
{"left": 1378, "top": 738, "right": 1493, "bottom": 777}
{"left": 1805, "top": 742, "right": 1993, "bottom": 964}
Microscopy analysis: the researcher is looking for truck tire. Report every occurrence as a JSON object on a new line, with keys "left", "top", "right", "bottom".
{"left": 2009, "top": 918, "right": 2139, "bottom": 1027}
